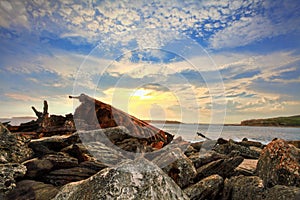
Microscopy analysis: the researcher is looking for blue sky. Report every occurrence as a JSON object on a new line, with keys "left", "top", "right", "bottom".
{"left": 0, "top": 0, "right": 300, "bottom": 124}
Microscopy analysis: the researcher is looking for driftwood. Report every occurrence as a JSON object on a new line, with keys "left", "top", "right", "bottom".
{"left": 197, "top": 132, "right": 212, "bottom": 140}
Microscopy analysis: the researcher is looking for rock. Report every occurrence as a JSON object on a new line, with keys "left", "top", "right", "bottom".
{"left": 42, "top": 153, "right": 79, "bottom": 169}
{"left": 22, "top": 158, "right": 53, "bottom": 179}
{"left": 79, "top": 141, "right": 128, "bottom": 166}
{"left": 61, "top": 143, "right": 91, "bottom": 162}
{"left": 116, "top": 138, "right": 151, "bottom": 153}
{"left": 53, "top": 158, "right": 189, "bottom": 200}
{"left": 264, "top": 185, "right": 300, "bottom": 200}
{"left": 0, "top": 123, "right": 33, "bottom": 163}
{"left": 288, "top": 140, "right": 300, "bottom": 148}
{"left": 152, "top": 148, "right": 197, "bottom": 188}
{"left": 43, "top": 167, "right": 97, "bottom": 186}
{"left": 183, "top": 174, "right": 223, "bottom": 200}
{"left": 79, "top": 160, "right": 107, "bottom": 171}
{"left": 184, "top": 145, "right": 197, "bottom": 157}
{"left": 196, "top": 156, "right": 244, "bottom": 180}
{"left": 5, "top": 180, "right": 59, "bottom": 200}
{"left": 29, "top": 134, "right": 80, "bottom": 156}
{"left": 256, "top": 139, "right": 300, "bottom": 187}
{"left": 235, "top": 159, "right": 258, "bottom": 176}
{"left": 214, "top": 139, "right": 260, "bottom": 159}
{"left": 249, "top": 146, "right": 263, "bottom": 155}
{"left": 190, "top": 141, "right": 203, "bottom": 151}
{"left": 238, "top": 139, "right": 265, "bottom": 149}
{"left": 222, "top": 175, "right": 264, "bottom": 200}
{"left": 188, "top": 150, "right": 228, "bottom": 168}
{"left": 200, "top": 140, "right": 218, "bottom": 152}
{"left": 0, "top": 163, "right": 27, "bottom": 195}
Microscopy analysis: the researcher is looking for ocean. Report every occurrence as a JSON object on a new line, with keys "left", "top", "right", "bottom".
{"left": 151, "top": 123, "right": 300, "bottom": 144}
{"left": 1, "top": 118, "right": 299, "bottom": 144}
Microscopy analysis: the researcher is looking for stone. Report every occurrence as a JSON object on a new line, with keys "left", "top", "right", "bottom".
{"left": 79, "top": 160, "right": 107, "bottom": 171}
{"left": 43, "top": 167, "right": 97, "bottom": 186}
{"left": 196, "top": 156, "right": 244, "bottom": 180}
{"left": 256, "top": 139, "right": 300, "bottom": 187}
{"left": 5, "top": 180, "right": 59, "bottom": 200}
{"left": 190, "top": 141, "right": 203, "bottom": 151}
{"left": 288, "top": 140, "right": 300, "bottom": 148}
{"left": 79, "top": 141, "right": 128, "bottom": 166}
{"left": 222, "top": 175, "right": 264, "bottom": 200}
{"left": 152, "top": 148, "right": 197, "bottom": 188}
{"left": 263, "top": 185, "right": 300, "bottom": 200}
{"left": 29, "top": 134, "right": 80, "bottom": 156}
{"left": 237, "top": 140, "right": 265, "bottom": 149}
{"left": 61, "top": 143, "right": 91, "bottom": 162}
{"left": 214, "top": 139, "right": 260, "bottom": 159}
{"left": 116, "top": 138, "right": 151, "bottom": 153}
{"left": 0, "top": 163, "right": 27, "bottom": 195}
{"left": 0, "top": 123, "right": 33, "bottom": 163}
{"left": 235, "top": 159, "right": 258, "bottom": 176}
{"left": 183, "top": 174, "right": 223, "bottom": 200}
{"left": 188, "top": 150, "right": 228, "bottom": 168}
{"left": 184, "top": 145, "right": 197, "bottom": 157}
{"left": 53, "top": 158, "right": 189, "bottom": 200}
{"left": 22, "top": 158, "right": 53, "bottom": 179}
{"left": 42, "top": 152, "right": 79, "bottom": 169}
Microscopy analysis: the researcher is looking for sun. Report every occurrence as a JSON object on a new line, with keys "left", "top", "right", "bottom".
{"left": 131, "top": 89, "right": 152, "bottom": 100}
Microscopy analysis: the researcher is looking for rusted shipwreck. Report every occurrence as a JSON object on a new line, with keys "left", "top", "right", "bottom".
{"left": 8, "top": 94, "right": 174, "bottom": 149}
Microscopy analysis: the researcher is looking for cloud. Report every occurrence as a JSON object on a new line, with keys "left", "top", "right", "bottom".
{"left": 209, "top": 0, "right": 300, "bottom": 49}
{"left": 3, "top": 0, "right": 293, "bottom": 51}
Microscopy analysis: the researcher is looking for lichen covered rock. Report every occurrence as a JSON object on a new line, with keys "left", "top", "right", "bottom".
{"left": 0, "top": 163, "right": 27, "bottom": 195}
{"left": 256, "top": 139, "right": 300, "bottom": 187}
{"left": 53, "top": 158, "right": 189, "bottom": 200}
{"left": 0, "top": 123, "right": 33, "bottom": 163}
{"left": 222, "top": 175, "right": 264, "bottom": 200}
{"left": 183, "top": 174, "right": 223, "bottom": 200}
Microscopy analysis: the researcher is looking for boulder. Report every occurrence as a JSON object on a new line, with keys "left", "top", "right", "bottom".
{"left": 42, "top": 153, "right": 79, "bottom": 169}
{"left": 214, "top": 139, "right": 260, "bottom": 159}
{"left": 234, "top": 159, "right": 258, "bottom": 176}
{"left": 263, "top": 185, "right": 300, "bottom": 200}
{"left": 0, "top": 123, "right": 33, "bottom": 163}
{"left": 238, "top": 138, "right": 265, "bottom": 148}
{"left": 190, "top": 141, "right": 203, "bottom": 151}
{"left": 222, "top": 175, "right": 264, "bottom": 200}
{"left": 256, "top": 139, "right": 300, "bottom": 187}
{"left": 288, "top": 140, "right": 300, "bottom": 148}
{"left": 152, "top": 148, "right": 197, "bottom": 188}
{"left": 188, "top": 150, "right": 228, "bottom": 168}
{"left": 79, "top": 141, "right": 128, "bottom": 166}
{"left": 43, "top": 167, "right": 97, "bottom": 186}
{"left": 0, "top": 163, "right": 27, "bottom": 195}
{"left": 196, "top": 156, "right": 244, "bottom": 180}
{"left": 61, "top": 143, "right": 91, "bottom": 162}
{"left": 184, "top": 145, "right": 197, "bottom": 157}
{"left": 53, "top": 158, "right": 189, "bottom": 200}
{"left": 22, "top": 158, "right": 53, "bottom": 179}
{"left": 5, "top": 180, "right": 59, "bottom": 200}
{"left": 183, "top": 174, "right": 223, "bottom": 200}
{"left": 78, "top": 160, "right": 107, "bottom": 171}
{"left": 29, "top": 134, "right": 80, "bottom": 156}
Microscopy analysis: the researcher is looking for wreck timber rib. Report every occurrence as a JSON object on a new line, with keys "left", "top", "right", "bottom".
{"left": 70, "top": 94, "right": 174, "bottom": 148}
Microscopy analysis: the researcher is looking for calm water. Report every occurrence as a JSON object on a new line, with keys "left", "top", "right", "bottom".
{"left": 2, "top": 118, "right": 299, "bottom": 144}
{"left": 152, "top": 123, "right": 300, "bottom": 144}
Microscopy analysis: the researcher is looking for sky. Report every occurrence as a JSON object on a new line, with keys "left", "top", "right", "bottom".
{"left": 0, "top": 0, "right": 300, "bottom": 124}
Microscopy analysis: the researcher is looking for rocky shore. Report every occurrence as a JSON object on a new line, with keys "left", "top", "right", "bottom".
{"left": 1, "top": 95, "right": 300, "bottom": 200}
